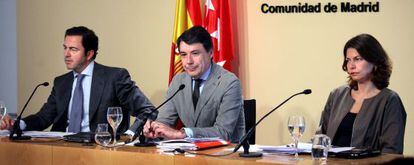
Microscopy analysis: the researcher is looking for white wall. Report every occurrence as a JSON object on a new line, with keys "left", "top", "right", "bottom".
{"left": 0, "top": 0, "right": 17, "bottom": 114}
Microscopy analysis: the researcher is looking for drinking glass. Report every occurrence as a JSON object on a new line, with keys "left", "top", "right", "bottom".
{"left": 311, "top": 134, "right": 331, "bottom": 161}
{"left": 95, "top": 123, "right": 112, "bottom": 147}
{"left": 0, "top": 101, "right": 6, "bottom": 120}
{"left": 107, "top": 107, "right": 123, "bottom": 146}
{"left": 287, "top": 116, "right": 305, "bottom": 159}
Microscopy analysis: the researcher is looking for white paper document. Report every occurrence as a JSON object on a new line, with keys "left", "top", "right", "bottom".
{"left": 0, "top": 130, "right": 9, "bottom": 137}
{"left": 229, "top": 142, "right": 354, "bottom": 154}
{"left": 0, "top": 130, "right": 74, "bottom": 138}
{"left": 329, "top": 147, "right": 354, "bottom": 153}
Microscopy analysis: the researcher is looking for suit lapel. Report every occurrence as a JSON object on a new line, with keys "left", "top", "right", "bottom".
{"left": 89, "top": 63, "right": 105, "bottom": 120}
{"left": 183, "top": 74, "right": 196, "bottom": 126}
{"left": 194, "top": 64, "right": 220, "bottom": 125}
{"left": 56, "top": 73, "right": 74, "bottom": 122}
{"left": 327, "top": 91, "right": 354, "bottom": 139}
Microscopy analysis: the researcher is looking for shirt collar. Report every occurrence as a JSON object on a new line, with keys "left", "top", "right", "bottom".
{"left": 195, "top": 64, "right": 211, "bottom": 81}
{"left": 73, "top": 61, "right": 95, "bottom": 77}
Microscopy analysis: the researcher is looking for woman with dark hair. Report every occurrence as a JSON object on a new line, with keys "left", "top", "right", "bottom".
{"left": 317, "top": 34, "right": 406, "bottom": 154}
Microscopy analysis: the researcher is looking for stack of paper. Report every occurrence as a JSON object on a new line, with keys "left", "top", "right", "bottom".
{"left": 0, "top": 130, "right": 10, "bottom": 137}
{"left": 253, "top": 143, "right": 311, "bottom": 154}
{"left": 156, "top": 137, "right": 229, "bottom": 151}
{"left": 229, "top": 143, "right": 353, "bottom": 155}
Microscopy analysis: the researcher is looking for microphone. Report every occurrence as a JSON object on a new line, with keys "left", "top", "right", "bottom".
{"left": 303, "top": 89, "right": 311, "bottom": 94}
{"left": 150, "top": 84, "right": 185, "bottom": 119}
{"left": 234, "top": 89, "right": 312, "bottom": 157}
{"left": 132, "top": 84, "right": 185, "bottom": 146}
{"left": 10, "top": 82, "right": 49, "bottom": 140}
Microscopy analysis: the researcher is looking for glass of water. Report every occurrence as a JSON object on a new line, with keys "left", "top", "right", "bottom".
{"left": 0, "top": 101, "right": 7, "bottom": 120}
{"left": 107, "top": 107, "right": 123, "bottom": 146}
{"left": 95, "top": 123, "right": 112, "bottom": 147}
{"left": 288, "top": 116, "right": 305, "bottom": 159}
{"left": 311, "top": 134, "right": 331, "bottom": 161}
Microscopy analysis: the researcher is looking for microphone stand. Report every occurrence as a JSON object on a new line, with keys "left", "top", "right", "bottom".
{"left": 234, "top": 89, "right": 312, "bottom": 157}
{"left": 133, "top": 113, "right": 158, "bottom": 147}
{"left": 132, "top": 84, "right": 185, "bottom": 147}
{"left": 10, "top": 82, "right": 49, "bottom": 140}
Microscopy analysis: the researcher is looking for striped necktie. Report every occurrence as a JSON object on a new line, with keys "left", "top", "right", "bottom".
{"left": 68, "top": 74, "right": 85, "bottom": 133}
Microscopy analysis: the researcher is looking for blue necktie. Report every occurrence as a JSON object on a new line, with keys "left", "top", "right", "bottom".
{"left": 68, "top": 74, "right": 85, "bottom": 133}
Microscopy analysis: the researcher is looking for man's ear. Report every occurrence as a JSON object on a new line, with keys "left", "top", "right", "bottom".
{"left": 86, "top": 50, "right": 95, "bottom": 61}
{"left": 207, "top": 50, "right": 213, "bottom": 62}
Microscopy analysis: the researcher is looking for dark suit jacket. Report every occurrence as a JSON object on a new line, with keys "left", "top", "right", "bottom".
{"left": 23, "top": 62, "right": 155, "bottom": 134}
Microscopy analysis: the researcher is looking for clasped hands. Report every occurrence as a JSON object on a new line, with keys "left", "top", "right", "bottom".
{"left": 0, "top": 115, "right": 15, "bottom": 130}
{"left": 143, "top": 120, "right": 186, "bottom": 139}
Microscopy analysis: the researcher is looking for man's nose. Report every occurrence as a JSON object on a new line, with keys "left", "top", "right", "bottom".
{"left": 64, "top": 49, "right": 70, "bottom": 57}
{"left": 187, "top": 54, "right": 194, "bottom": 63}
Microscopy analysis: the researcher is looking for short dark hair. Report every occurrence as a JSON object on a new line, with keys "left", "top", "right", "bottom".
{"left": 65, "top": 26, "right": 99, "bottom": 60}
{"left": 342, "top": 34, "right": 392, "bottom": 90}
{"left": 176, "top": 26, "right": 213, "bottom": 53}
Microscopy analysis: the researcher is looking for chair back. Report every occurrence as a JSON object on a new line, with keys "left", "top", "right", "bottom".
{"left": 244, "top": 99, "right": 256, "bottom": 144}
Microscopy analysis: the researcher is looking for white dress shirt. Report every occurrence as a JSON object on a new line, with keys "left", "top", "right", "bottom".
{"left": 67, "top": 61, "right": 94, "bottom": 132}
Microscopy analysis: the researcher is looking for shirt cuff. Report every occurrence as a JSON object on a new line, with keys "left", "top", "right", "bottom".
{"left": 20, "top": 120, "right": 27, "bottom": 130}
{"left": 183, "top": 128, "right": 193, "bottom": 138}
{"left": 124, "top": 130, "right": 135, "bottom": 136}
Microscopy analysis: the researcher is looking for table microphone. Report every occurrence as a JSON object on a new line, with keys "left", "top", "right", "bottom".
{"left": 234, "top": 89, "right": 312, "bottom": 157}
{"left": 132, "top": 84, "right": 185, "bottom": 146}
{"left": 10, "top": 82, "right": 49, "bottom": 140}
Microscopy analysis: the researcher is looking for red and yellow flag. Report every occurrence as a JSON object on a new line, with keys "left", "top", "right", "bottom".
{"left": 169, "top": 0, "right": 202, "bottom": 83}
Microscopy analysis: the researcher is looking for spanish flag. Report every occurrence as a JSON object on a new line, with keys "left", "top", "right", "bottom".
{"left": 169, "top": 0, "right": 202, "bottom": 83}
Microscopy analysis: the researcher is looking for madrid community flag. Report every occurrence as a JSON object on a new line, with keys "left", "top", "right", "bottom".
{"left": 203, "top": 0, "right": 235, "bottom": 72}
{"left": 169, "top": 0, "right": 202, "bottom": 83}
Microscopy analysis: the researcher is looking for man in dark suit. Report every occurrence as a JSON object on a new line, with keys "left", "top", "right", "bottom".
{"left": 1, "top": 26, "right": 154, "bottom": 135}
{"left": 143, "top": 26, "right": 245, "bottom": 142}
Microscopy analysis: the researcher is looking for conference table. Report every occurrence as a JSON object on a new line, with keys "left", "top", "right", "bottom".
{"left": 0, "top": 137, "right": 402, "bottom": 165}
